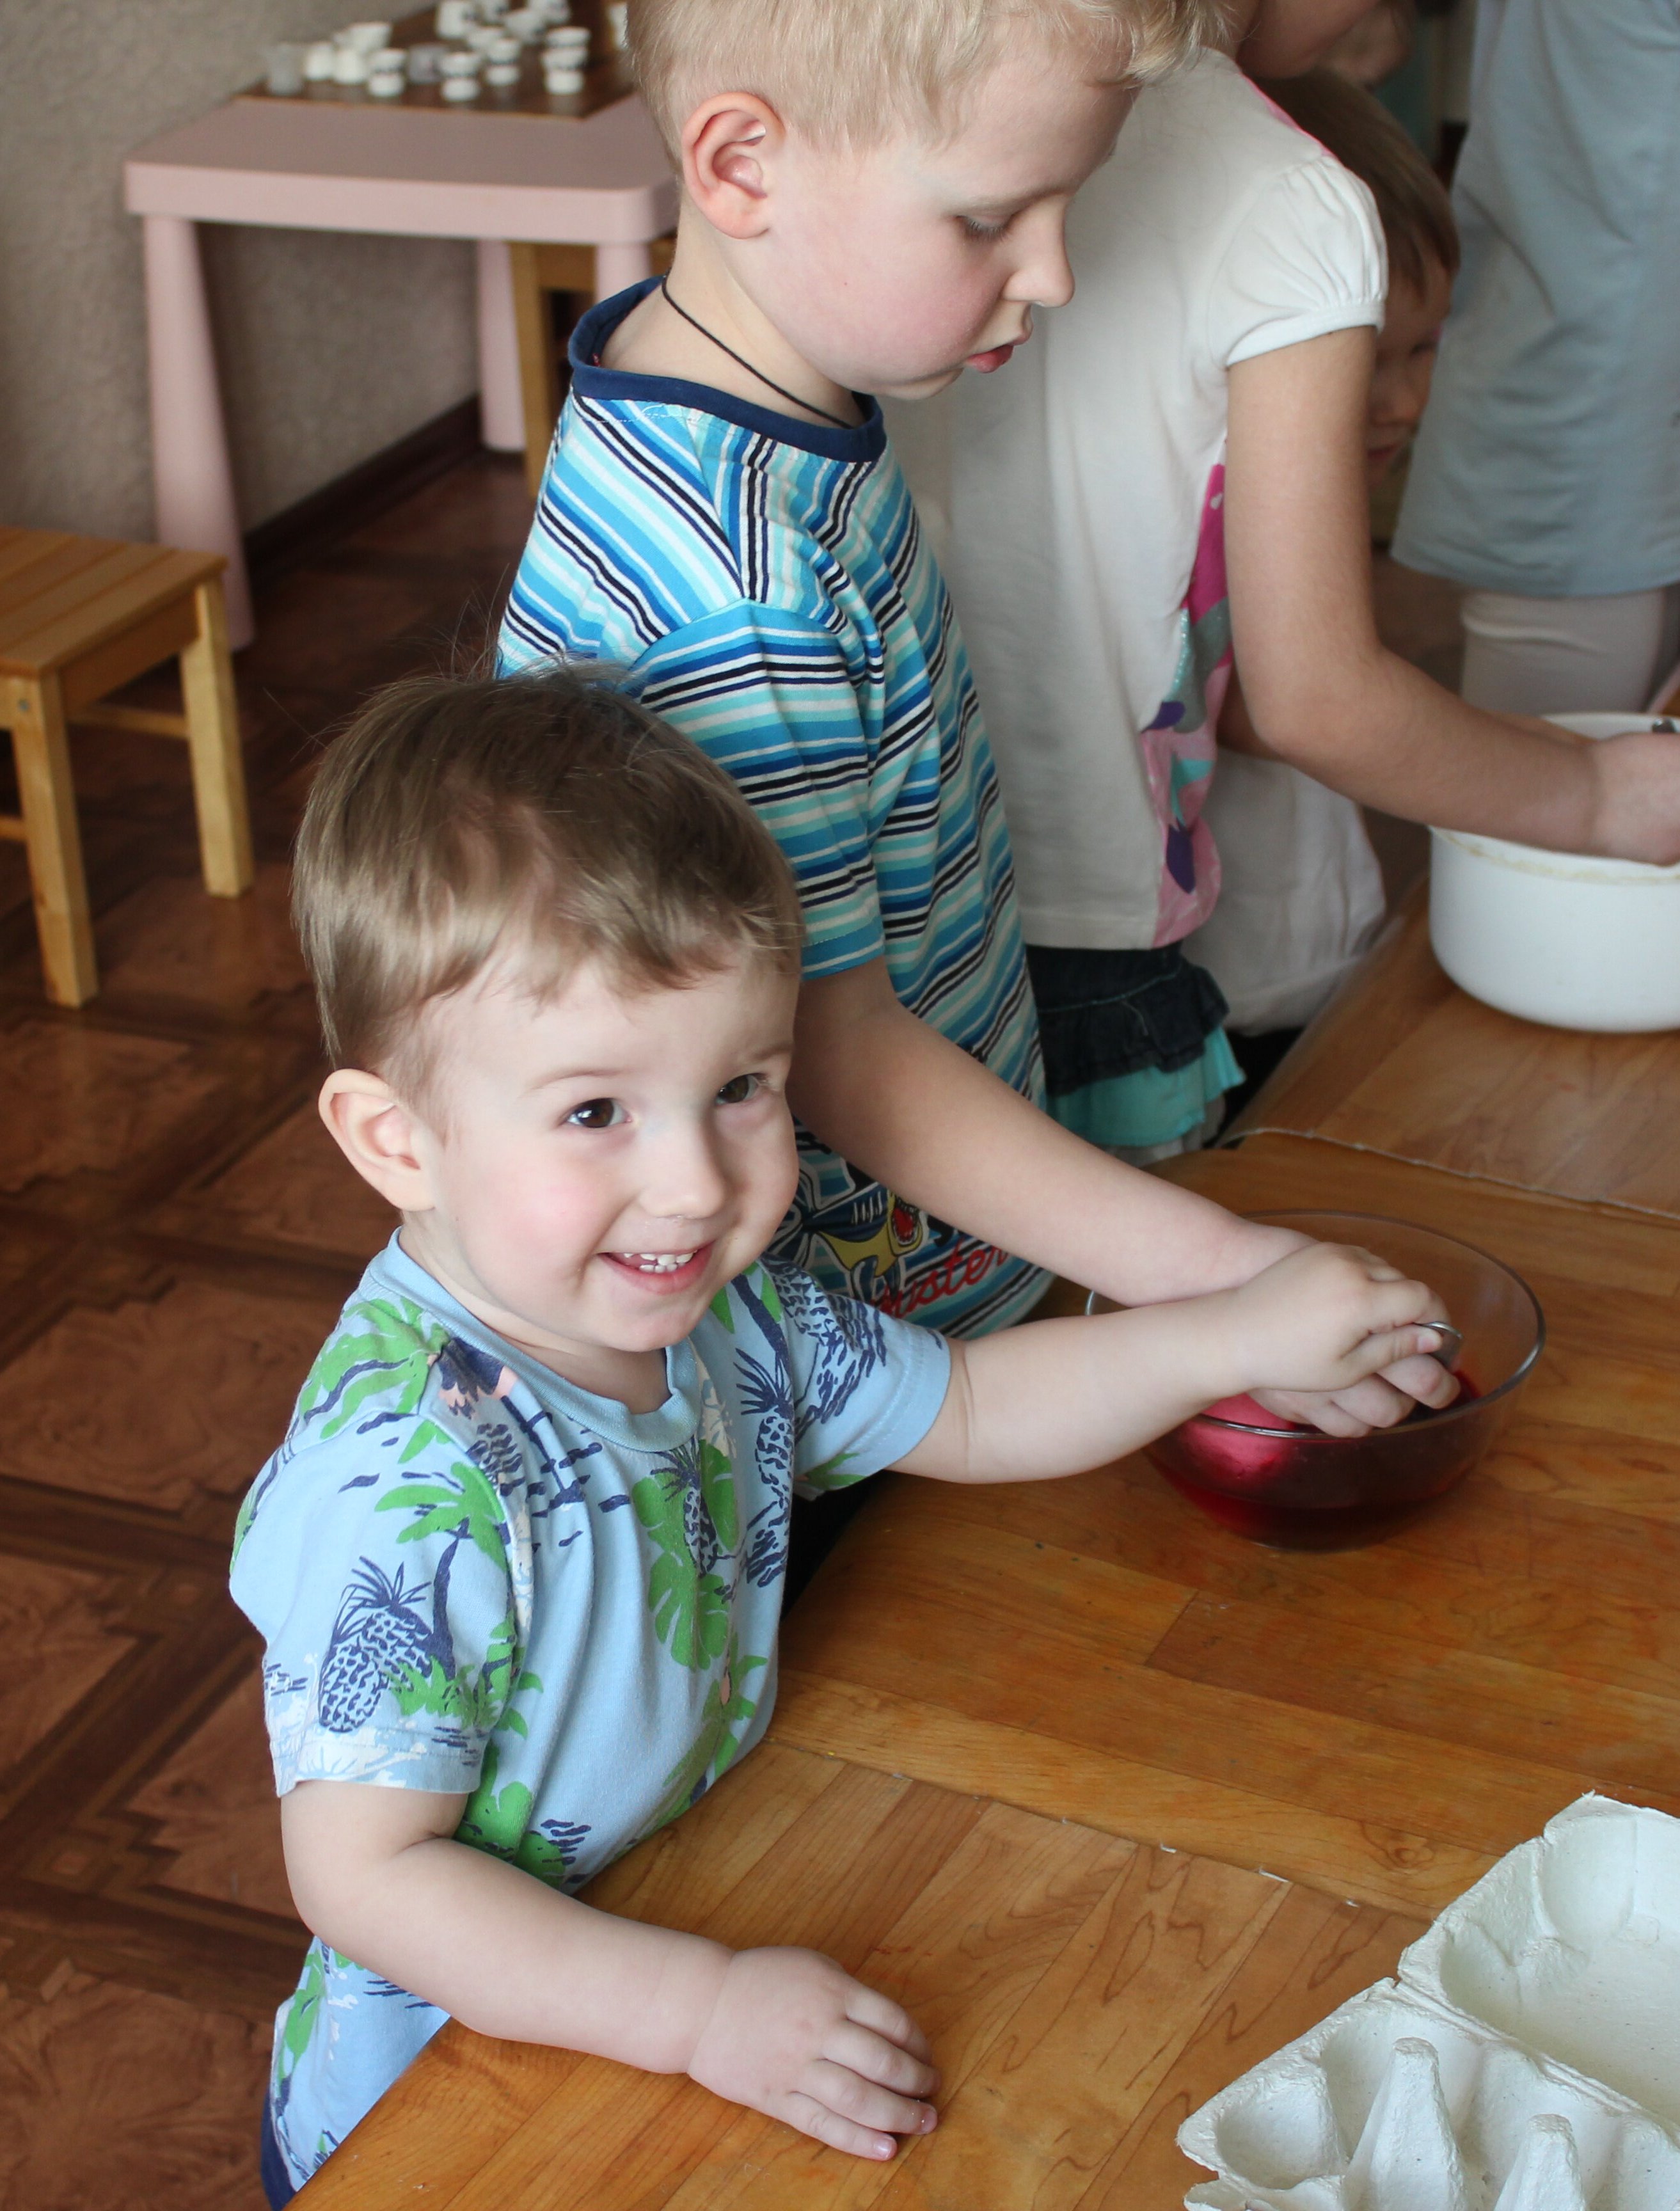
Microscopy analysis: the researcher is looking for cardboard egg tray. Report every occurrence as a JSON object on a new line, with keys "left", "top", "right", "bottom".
{"left": 1179, "top": 1797, "right": 1680, "bottom": 2210}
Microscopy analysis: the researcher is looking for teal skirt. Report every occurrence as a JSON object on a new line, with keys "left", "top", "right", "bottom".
{"left": 1026, "top": 942, "right": 1240, "bottom": 1156}
{"left": 1044, "top": 1026, "right": 1241, "bottom": 1153}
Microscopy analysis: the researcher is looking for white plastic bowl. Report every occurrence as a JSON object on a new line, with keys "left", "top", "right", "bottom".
{"left": 1429, "top": 713, "right": 1680, "bottom": 1032}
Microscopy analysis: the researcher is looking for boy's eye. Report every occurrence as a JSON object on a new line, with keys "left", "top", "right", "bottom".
{"left": 716, "top": 1073, "right": 762, "bottom": 1106}
{"left": 566, "top": 1097, "right": 624, "bottom": 1130}
{"left": 960, "top": 213, "right": 1011, "bottom": 242}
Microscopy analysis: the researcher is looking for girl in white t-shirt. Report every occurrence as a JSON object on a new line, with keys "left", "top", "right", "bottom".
{"left": 894, "top": 0, "right": 1680, "bottom": 1159}
{"left": 1186, "top": 66, "right": 1459, "bottom": 1091}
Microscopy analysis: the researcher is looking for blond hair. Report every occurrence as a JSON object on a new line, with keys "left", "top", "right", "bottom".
{"left": 628, "top": 0, "right": 1233, "bottom": 152}
{"left": 293, "top": 667, "right": 804, "bottom": 1098}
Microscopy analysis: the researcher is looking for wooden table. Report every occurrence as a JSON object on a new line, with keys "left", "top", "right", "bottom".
{"left": 123, "top": 12, "right": 674, "bottom": 645}
{"left": 776, "top": 1134, "right": 1680, "bottom": 1911}
{"left": 1229, "top": 896, "right": 1680, "bottom": 1219}
{"left": 297, "top": 1739, "right": 1424, "bottom": 2209}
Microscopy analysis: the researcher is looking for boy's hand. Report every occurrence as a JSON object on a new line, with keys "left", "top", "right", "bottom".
{"left": 686, "top": 1947, "right": 939, "bottom": 2161}
{"left": 1222, "top": 1241, "right": 1454, "bottom": 1430}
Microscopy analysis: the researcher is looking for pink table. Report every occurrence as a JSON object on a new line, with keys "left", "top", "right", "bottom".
{"left": 124, "top": 92, "right": 676, "bottom": 645}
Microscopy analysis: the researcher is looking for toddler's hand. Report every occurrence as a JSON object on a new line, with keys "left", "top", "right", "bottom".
{"left": 686, "top": 1947, "right": 939, "bottom": 2160}
{"left": 1223, "top": 1241, "right": 1452, "bottom": 1422}
{"left": 1251, "top": 1359, "right": 1458, "bottom": 1437}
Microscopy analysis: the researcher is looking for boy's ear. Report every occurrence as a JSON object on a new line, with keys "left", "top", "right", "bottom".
{"left": 682, "top": 95, "right": 782, "bottom": 238}
{"left": 319, "top": 1070, "right": 436, "bottom": 1214}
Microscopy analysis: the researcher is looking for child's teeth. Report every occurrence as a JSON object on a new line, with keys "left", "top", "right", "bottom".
{"left": 626, "top": 1251, "right": 695, "bottom": 1272}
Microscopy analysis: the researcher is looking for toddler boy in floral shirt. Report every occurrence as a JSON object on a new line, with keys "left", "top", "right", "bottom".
{"left": 235, "top": 669, "right": 1447, "bottom": 2200}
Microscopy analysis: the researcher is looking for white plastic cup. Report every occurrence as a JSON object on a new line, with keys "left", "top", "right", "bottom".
{"left": 368, "top": 67, "right": 406, "bottom": 94}
{"left": 440, "top": 48, "right": 482, "bottom": 74}
{"left": 303, "top": 40, "right": 338, "bottom": 79}
{"left": 342, "top": 19, "right": 393, "bottom": 49}
{"left": 544, "top": 61, "right": 585, "bottom": 91}
{"left": 486, "top": 59, "right": 520, "bottom": 82}
{"left": 503, "top": 7, "right": 545, "bottom": 40}
{"left": 332, "top": 44, "right": 372, "bottom": 83}
{"left": 263, "top": 43, "right": 307, "bottom": 93}
{"left": 441, "top": 70, "right": 481, "bottom": 97}
{"left": 605, "top": 1, "right": 628, "bottom": 47}
{"left": 435, "top": 0, "right": 476, "bottom": 35}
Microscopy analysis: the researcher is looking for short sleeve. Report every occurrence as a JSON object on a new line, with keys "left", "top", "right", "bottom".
{"left": 627, "top": 605, "right": 887, "bottom": 979}
{"left": 1211, "top": 156, "right": 1388, "bottom": 370}
{"left": 758, "top": 1262, "right": 951, "bottom": 1494}
{"left": 232, "top": 1409, "right": 519, "bottom": 1798}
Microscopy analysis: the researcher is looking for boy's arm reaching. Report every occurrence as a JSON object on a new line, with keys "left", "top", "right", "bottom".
{"left": 898, "top": 1238, "right": 1452, "bottom": 1482}
{"left": 791, "top": 959, "right": 1290, "bottom": 1304}
{"left": 281, "top": 1780, "right": 939, "bottom": 2162}
{"left": 790, "top": 957, "right": 1454, "bottom": 1433}
{"left": 1224, "top": 328, "right": 1680, "bottom": 865}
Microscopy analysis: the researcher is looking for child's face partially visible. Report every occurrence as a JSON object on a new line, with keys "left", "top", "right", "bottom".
{"left": 1366, "top": 256, "right": 1452, "bottom": 489}
{"left": 397, "top": 952, "right": 800, "bottom": 1394}
{"left": 739, "top": 44, "right": 1132, "bottom": 400}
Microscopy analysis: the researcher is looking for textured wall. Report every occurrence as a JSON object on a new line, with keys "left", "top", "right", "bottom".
{"left": 0, "top": 0, "right": 479, "bottom": 540}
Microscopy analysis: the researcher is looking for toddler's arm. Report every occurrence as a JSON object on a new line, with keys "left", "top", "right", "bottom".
{"left": 1225, "top": 328, "right": 1680, "bottom": 865}
{"left": 281, "top": 1780, "right": 938, "bottom": 2162}
{"left": 898, "top": 1238, "right": 1450, "bottom": 1480}
{"left": 791, "top": 958, "right": 1455, "bottom": 1432}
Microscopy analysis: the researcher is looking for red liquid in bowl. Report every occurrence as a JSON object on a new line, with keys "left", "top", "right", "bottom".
{"left": 1150, "top": 1373, "right": 1486, "bottom": 1549}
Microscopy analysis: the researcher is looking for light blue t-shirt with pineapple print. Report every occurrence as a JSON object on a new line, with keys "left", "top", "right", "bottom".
{"left": 230, "top": 1233, "right": 949, "bottom": 2194}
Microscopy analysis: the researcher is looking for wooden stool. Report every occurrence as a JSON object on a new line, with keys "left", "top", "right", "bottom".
{"left": 0, "top": 527, "right": 254, "bottom": 1006}
{"left": 510, "top": 235, "right": 676, "bottom": 495}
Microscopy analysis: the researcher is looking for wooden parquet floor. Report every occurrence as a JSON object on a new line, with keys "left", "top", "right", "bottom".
{"left": 0, "top": 451, "right": 1460, "bottom": 2210}
{"left": 0, "top": 454, "right": 533, "bottom": 2211}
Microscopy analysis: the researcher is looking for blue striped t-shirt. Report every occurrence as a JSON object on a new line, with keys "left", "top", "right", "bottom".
{"left": 498, "top": 283, "right": 1048, "bottom": 1336}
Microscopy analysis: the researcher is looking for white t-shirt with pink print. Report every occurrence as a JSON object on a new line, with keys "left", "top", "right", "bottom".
{"left": 892, "top": 51, "right": 1386, "bottom": 959}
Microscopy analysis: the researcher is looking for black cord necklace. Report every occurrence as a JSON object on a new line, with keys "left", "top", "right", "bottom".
{"left": 660, "top": 279, "right": 853, "bottom": 429}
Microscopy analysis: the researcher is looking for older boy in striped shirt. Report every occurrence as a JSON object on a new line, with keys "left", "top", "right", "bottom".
{"left": 498, "top": 0, "right": 1452, "bottom": 1441}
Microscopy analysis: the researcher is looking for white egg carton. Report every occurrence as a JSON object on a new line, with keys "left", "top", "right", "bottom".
{"left": 1180, "top": 1797, "right": 1680, "bottom": 2210}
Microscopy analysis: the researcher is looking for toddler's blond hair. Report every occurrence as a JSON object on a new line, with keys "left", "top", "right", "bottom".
{"left": 628, "top": 0, "right": 1232, "bottom": 152}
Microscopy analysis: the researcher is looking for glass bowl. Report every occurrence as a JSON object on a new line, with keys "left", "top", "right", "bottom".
{"left": 1091, "top": 1211, "right": 1544, "bottom": 1551}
